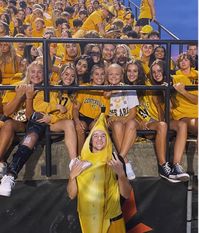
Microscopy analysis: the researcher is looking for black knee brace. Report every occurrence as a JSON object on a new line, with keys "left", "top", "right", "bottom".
{"left": 8, "top": 145, "right": 33, "bottom": 179}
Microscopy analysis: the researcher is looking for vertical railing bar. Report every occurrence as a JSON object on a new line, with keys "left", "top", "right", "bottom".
{"left": 165, "top": 42, "right": 171, "bottom": 162}
{"left": 43, "top": 39, "right": 52, "bottom": 177}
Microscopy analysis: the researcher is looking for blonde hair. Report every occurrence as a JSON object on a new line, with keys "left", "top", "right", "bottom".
{"left": 24, "top": 60, "right": 43, "bottom": 84}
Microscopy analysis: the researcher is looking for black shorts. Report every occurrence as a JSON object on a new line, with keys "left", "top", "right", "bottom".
{"left": 136, "top": 18, "right": 151, "bottom": 26}
{"left": 79, "top": 114, "right": 94, "bottom": 128}
{"left": 26, "top": 120, "right": 47, "bottom": 138}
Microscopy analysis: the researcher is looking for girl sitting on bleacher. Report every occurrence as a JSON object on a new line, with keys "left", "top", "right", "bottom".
{"left": 0, "top": 62, "right": 78, "bottom": 197}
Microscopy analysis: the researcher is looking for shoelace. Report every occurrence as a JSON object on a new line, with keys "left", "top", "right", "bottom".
{"left": 163, "top": 162, "right": 171, "bottom": 175}
{"left": 174, "top": 163, "right": 184, "bottom": 173}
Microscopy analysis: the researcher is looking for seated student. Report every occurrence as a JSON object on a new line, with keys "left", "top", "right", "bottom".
{"left": 106, "top": 64, "right": 139, "bottom": 180}
{"left": 176, "top": 52, "right": 198, "bottom": 79}
{"left": 73, "top": 64, "right": 110, "bottom": 154}
{"left": 67, "top": 113, "right": 131, "bottom": 233}
{"left": 0, "top": 63, "right": 78, "bottom": 197}
{"left": 150, "top": 60, "right": 189, "bottom": 181}
{"left": 124, "top": 60, "right": 189, "bottom": 182}
{"left": 0, "top": 61, "right": 44, "bottom": 178}
{"left": 172, "top": 53, "right": 198, "bottom": 136}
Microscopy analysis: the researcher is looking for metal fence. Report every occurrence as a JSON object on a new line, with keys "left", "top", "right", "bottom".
{"left": 0, "top": 37, "right": 197, "bottom": 176}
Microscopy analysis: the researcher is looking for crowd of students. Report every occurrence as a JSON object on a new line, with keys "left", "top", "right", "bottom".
{"left": 0, "top": 0, "right": 198, "bottom": 198}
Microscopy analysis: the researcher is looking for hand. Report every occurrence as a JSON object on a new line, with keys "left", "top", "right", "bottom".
{"left": 75, "top": 119, "right": 86, "bottom": 134}
{"left": 139, "top": 121, "right": 149, "bottom": 130}
{"left": 70, "top": 159, "right": 91, "bottom": 180}
{"left": 36, "top": 114, "right": 51, "bottom": 124}
{"left": 56, "top": 104, "right": 67, "bottom": 113}
{"left": 26, "top": 84, "right": 37, "bottom": 100}
{"left": 173, "top": 83, "right": 186, "bottom": 95}
{"left": 107, "top": 116, "right": 120, "bottom": 127}
{"left": 15, "top": 84, "right": 27, "bottom": 99}
{"left": 107, "top": 152, "right": 126, "bottom": 178}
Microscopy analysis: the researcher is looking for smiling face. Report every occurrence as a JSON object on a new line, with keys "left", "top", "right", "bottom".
{"left": 61, "top": 67, "right": 76, "bottom": 86}
{"left": 91, "top": 130, "right": 107, "bottom": 152}
{"left": 29, "top": 63, "right": 43, "bottom": 85}
{"left": 102, "top": 44, "right": 115, "bottom": 62}
{"left": 107, "top": 64, "right": 123, "bottom": 85}
{"left": 126, "top": 63, "right": 139, "bottom": 83}
{"left": 151, "top": 63, "right": 164, "bottom": 83}
{"left": 141, "top": 44, "right": 154, "bottom": 57}
{"left": 91, "top": 67, "right": 105, "bottom": 85}
{"left": 155, "top": 47, "right": 165, "bottom": 60}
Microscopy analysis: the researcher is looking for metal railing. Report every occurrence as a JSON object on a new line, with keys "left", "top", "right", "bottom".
{"left": 0, "top": 37, "right": 197, "bottom": 177}
{"left": 121, "top": 0, "right": 180, "bottom": 40}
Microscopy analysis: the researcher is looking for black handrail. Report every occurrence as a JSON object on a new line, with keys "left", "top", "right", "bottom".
{"left": 0, "top": 37, "right": 197, "bottom": 177}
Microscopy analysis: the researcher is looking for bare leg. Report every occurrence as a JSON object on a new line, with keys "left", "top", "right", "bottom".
{"left": 0, "top": 120, "right": 25, "bottom": 162}
{"left": 170, "top": 120, "right": 187, "bottom": 164}
{"left": 120, "top": 120, "right": 138, "bottom": 159}
{"left": 110, "top": 121, "right": 125, "bottom": 154}
{"left": 181, "top": 118, "right": 198, "bottom": 136}
{"left": 50, "top": 120, "right": 78, "bottom": 159}
{"left": 147, "top": 121, "right": 167, "bottom": 165}
{"left": 21, "top": 132, "right": 39, "bottom": 149}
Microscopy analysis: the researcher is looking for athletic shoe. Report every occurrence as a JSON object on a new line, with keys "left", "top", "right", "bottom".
{"left": 81, "top": 161, "right": 92, "bottom": 169}
{"left": 158, "top": 162, "right": 180, "bottom": 183}
{"left": 0, "top": 175, "right": 15, "bottom": 197}
{"left": 69, "top": 158, "right": 92, "bottom": 170}
{"left": 125, "top": 162, "right": 136, "bottom": 180}
{"left": 169, "top": 163, "right": 190, "bottom": 182}
{"left": 0, "top": 162, "right": 7, "bottom": 179}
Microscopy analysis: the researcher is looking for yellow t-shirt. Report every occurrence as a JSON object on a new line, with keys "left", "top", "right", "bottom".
{"left": 0, "top": 58, "right": 22, "bottom": 85}
{"left": 136, "top": 80, "right": 159, "bottom": 122}
{"left": 2, "top": 83, "right": 26, "bottom": 122}
{"left": 76, "top": 85, "right": 110, "bottom": 119}
{"left": 33, "top": 91, "right": 73, "bottom": 124}
{"left": 171, "top": 74, "right": 198, "bottom": 120}
{"left": 81, "top": 10, "right": 104, "bottom": 32}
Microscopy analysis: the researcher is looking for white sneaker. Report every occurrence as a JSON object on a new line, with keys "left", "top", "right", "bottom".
{"left": 81, "top": 161, "right": 92, "bottom": 169}
{"left": 69, "top": 158, "right": 92, "bottom": 170}
{"left": 0, "top": 175, "right": 15, "bottom": 197}
{"left": 69, "top": 158, "right": 80, "bottom": 170}
{"left": 125, "top": 162, "right": 136, "bottom": 180}
{"left": 0, "top": 162, "right": 7, "bottom": 178}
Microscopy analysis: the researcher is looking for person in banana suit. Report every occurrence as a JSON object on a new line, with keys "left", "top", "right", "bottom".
{"left": 67, "top": 113, "right": 132, "bottom": 233}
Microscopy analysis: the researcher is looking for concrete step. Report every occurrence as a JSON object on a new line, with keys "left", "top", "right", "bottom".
{"left": 7, "top": 139, "right": 197, "bottom": 181}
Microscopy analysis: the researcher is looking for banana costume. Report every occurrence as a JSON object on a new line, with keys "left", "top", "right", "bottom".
{"left": 77, "top": 114, "right": 125, "bottom": 233}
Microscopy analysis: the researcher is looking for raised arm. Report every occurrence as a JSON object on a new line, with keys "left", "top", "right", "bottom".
{"left": 107, "top": 153, "right": 132, "bottom": 199}
{"left": 3, "top": 84, "right": 26, "bottom": 116}
{"left": 67, "top": 159, "right": 90, "bottom": 199}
